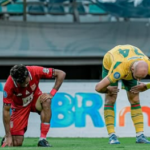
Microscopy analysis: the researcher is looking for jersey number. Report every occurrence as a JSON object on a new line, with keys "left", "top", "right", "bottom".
{"left": 119, "top": 48, "right": 144, "bottom": 58}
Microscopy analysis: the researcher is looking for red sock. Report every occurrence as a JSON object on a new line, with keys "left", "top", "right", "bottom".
{"left": 40, "top": 123, "right": 50, "bottom": 138}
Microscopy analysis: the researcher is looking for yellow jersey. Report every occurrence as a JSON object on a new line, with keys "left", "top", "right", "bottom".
{"left": 103, "top": 45, "right": 149, "bottom": 83}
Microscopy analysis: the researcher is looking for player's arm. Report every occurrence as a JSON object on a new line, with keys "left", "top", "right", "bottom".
{"left": 3, "top": 104, "right": 11, "bottom": 136}
{"left": 2, "top": 81, "right": 13, "bottom": 147}
{"left": 31, "top": 66, "right": 66, "bottom": 89}
{"left": 130, "top": 60, "right": 150, "bottom": 93}
{"left": 41, "top": 68, "right": 66, "bottom": 93}
{"left": 130, "top": 82, "right": 148, "bottom": 93}
{"left": 52, "top": 69, "right": 66, "bottom": 91}
{"left": 46, "top": 69, "right": 66, "bottom": 99}
{"left": 95, "top": 77, "right": 111, "bottom": 93}
{"left": 95, "top": 62, "right": 124, "bottom": 94}
{"left": 35, "top": 67, "right": 66, "bottom": 101}
{"left": 3, "top": 103, "right": 13, "bottom": 146}
{"left": 95, "top": 77, "right": 119, "bottom": 95}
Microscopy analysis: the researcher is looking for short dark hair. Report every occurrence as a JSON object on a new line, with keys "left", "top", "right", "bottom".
{"left": 10, "top": 64, "right": 29, "bottom": 83}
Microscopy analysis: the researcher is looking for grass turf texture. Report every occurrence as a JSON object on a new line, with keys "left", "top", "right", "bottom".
{"left": 1, "top": 137, "right": 150, "bottom": 150}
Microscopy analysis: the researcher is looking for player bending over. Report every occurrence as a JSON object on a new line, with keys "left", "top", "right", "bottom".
{"left": 95, "top": 45, "right": 150, "bottom": 144}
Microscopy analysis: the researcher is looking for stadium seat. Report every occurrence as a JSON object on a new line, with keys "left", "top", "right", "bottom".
{"left": 0, "top": 3, "right": 23, "bottom": 15}
{"left": 47, "top": 5, "right": 65, "bottom": 14}
{"left": 28, "top": 5, "right": 45, "bottom": 15}
{"left": 47, "top": 0, "right": 66, "bottom": 14}
{"left": 69, "top": 3, "right": 86, "bottom": 14}
{"left": 89, "top": 4, "right": 106, "bottom": 14}
{"left": 7, "top": 4, "right": 23, "bottom": 13}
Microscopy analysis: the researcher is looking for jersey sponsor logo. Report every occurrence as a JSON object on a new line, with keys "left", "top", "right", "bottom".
{"left": 43, "top": 68, "right": 49, "bottom": 74}
{"left": 22, "top": 92, "right": 33, "bottom": 107}
{"left": 113, "top": 72, "right": 120, "bottom": 79}
{"left": 128, "top": 56, "right": 143, "bottom": 60}
{"left": 31, "top": 84, "right": 36, "bottom": 91}
{"left": 26, "top": 90, "right": 30, "bottom": 95}
{"left": 16, "top": 93, "right": 22, "bottom": 96}
{"left": 3, "top": 91, "right": 7, "bottom": 98}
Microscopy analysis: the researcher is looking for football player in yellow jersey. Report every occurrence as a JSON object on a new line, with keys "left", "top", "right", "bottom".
{"left": 95, "top": 45, "right": 150, "bottom": 144}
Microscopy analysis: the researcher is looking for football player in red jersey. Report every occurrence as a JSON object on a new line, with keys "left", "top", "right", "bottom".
{"left": 2, "top": 64, "right": 66, "bottom": 147}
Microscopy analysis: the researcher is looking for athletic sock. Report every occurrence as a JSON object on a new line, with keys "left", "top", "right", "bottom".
{"left": 131, "top": 103, "right": 143, "bottom": 133}
{"left": 104, "top": 104, "right": 115, "bottom": 134}
{"left": 39, "top": 123, "right": 50, "bottom": 140}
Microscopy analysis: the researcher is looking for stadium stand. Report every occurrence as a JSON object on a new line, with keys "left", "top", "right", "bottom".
{"left": 1, "top": 0, "right": 150, "bottom": 20}
{"left": 0, "top": 0, "right": 108, "bottom": 21}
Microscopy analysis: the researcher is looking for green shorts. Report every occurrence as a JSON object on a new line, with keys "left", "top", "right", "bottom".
{"left": 102, "top": 65, "right": 138, "bottom": 91}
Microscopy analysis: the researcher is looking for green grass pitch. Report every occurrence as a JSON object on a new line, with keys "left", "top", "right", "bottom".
{"left": 1, "top": 137, "right": 150, "bottom": 150}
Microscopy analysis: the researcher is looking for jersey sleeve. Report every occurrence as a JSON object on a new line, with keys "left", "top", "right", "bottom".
{"left": 3, "top": 78, "right": 13, "bottom": 104}
{"left": 28, "top": 66, "right": 54, "bottom": 79}
{"left": 107, "top": 62, "right": 125, "bottom": 83}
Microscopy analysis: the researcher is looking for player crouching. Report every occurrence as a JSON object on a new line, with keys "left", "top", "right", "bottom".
{"left": 1, "top": 64, "right": 66, "bottom": 147}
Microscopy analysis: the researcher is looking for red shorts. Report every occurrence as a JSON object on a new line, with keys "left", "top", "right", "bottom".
{"left": 10, "top": 92, "right": 42, "bottom": 136}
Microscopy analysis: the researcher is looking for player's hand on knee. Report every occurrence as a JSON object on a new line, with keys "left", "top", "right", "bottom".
{"left": 107, "top": 86, "right": 119, "bottom": 95}
{"left": 40, "top": 93, "right": 53, "bottom": 103}
{"left": 130, "top": 83, "right": 147, "bottom": 93}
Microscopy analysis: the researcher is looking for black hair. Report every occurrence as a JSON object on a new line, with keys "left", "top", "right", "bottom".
{"left": 10, "top": 64, "right": 29, "bottom": 83}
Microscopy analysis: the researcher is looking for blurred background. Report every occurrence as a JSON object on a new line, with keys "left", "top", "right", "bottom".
{"left": 0, "top": 0, "right": 150, "bottom": 80}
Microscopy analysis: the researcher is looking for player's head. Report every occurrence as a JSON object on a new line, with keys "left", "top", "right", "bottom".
{"left": 131, "top": 61, "right": 148, "bottom": 81}
{"left": 10, "top": 64, "right": 30, "bottom": 87}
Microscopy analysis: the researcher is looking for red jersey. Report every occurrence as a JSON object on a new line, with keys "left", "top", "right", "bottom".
{"left": 3, "top": 66, "right": 54, "bottom": 109}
